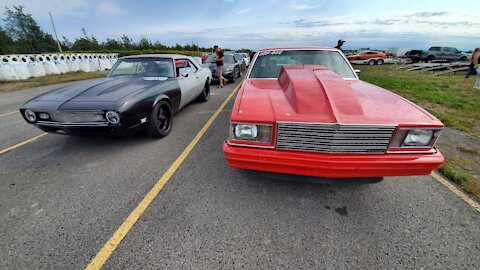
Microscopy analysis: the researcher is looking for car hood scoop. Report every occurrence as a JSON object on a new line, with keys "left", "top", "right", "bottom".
{"left": 277, "top": 65, "right": 364, "bottom": 118}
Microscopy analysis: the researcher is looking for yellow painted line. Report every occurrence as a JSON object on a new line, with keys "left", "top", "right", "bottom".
{"left": 431, "top": 171, "right": 480, "bottom": 213}
{"left": 85, "top": 82, "right": 242, "bottom": 270}
{"left": 0, "top": 111, "right": 17, "bottom": 118}
{"left": 0, "top": 133, "right": 48, "bottom": 155}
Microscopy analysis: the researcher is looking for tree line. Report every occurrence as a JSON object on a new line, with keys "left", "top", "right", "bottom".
{"left": 1, "top": 6, "right": 248, "bottom": 55}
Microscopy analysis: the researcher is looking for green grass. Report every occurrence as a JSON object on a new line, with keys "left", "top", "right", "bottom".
{"left": 0, "top": 71, "right": 107, "bottom": 93}
{"left": 357, "top": 65, "right": 480, "bottom": 133}
{"left": 357, "top": 64, "right": 480, "bottom": 200}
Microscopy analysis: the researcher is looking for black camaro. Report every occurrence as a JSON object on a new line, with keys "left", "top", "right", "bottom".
{"left": 20, "top": 54, "right": 212, "bottom": 137}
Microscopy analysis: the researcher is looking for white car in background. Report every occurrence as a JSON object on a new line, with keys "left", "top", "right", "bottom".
{"left": 239, "top": 53, "right": 250, "bottom": 67}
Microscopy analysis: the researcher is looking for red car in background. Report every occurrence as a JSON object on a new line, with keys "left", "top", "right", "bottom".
{"left": 223, "top": 47, "right": 444, "bottom": 181}
{"left": 347, "top": 50, "right": 387, "bottom": 65}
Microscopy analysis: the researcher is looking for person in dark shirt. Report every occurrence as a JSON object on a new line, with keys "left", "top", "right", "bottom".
{"left": 213, "top": 45, "right": 226, "bottom": 87}
{"left": 335, "top": 39, "right": 345, "bottom": 52}
{"left": 464, "top": 48, "right": 480, "bottom": 89}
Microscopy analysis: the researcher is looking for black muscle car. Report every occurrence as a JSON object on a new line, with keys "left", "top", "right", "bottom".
{"left": 20, "top": 54, "right": 212, "bottom": 137}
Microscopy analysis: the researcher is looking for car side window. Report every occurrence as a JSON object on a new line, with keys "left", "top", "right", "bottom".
{"left": 178, "top": 59, "right": 198, "bottom": 77}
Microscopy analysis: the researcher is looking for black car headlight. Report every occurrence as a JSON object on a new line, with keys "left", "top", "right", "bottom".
{"left": 24, "top": 110, "right": 37, "bottom": 123}
{"left": 105, "top": 111, "right": 120, "bottom": 124}
{"left": 230, "top": 123, "right": 272, "bottom": 143}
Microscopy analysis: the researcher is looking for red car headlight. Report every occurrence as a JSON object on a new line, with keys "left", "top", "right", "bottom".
{"left": 389, "top": 128, "right": 442, "bottom": 150}
{"left": 230, "top": 123, "right": 273, "bottom": 144}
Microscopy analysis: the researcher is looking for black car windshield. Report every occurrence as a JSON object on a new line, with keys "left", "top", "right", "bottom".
{"left": 250, "top": 50, "right": 356, "bottom": 79}
{"left": 107, "top": 58, "right": 174, "bottom": 78}
{"left": 205, "top": 54, "right": 235, "bottom": 64}
{"left": 224, "top": 54, "right": 235, "bottom": 63}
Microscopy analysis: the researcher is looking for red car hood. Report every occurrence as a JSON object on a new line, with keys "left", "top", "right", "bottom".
{"left": 232, "top": 65, "right": 442, "bottom": 127}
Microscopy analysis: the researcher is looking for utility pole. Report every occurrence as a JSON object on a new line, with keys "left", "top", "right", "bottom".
{"left": 49, "top": 11, "right": 62, "bottom": 52}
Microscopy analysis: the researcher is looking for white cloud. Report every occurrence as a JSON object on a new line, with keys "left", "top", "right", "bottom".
{"left": 97, "top": 1, "right": 124, "bottom": 16}
{"left": 236, "top": 8, "right": 251, "bottom": 14}
{"left": 290, "top": 1, "right": 317, "bottom": 10}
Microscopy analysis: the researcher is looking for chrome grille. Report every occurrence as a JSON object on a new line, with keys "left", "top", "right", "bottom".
{"left": 276, "top": 122, "right": 395, "bottom": 153}
{"left": 49, "top": 111, "right": 105, "bottom": 123}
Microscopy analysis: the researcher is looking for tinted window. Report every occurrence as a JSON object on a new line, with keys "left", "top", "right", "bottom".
{"left": 250, "top": 50, "right": 356, "bottom": 79}
{"left": 108, "top": 58, "right": 174, "bottom": 77}
{"left": 429, "top": 47, "right": 441, "bottom": 51}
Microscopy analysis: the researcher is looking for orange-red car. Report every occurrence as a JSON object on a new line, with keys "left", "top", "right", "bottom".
{"left": 347, "top": 50, "right": 387, "bottom": 61}
{"left": 223, "top": 47, "right": 444, "bottom": 181}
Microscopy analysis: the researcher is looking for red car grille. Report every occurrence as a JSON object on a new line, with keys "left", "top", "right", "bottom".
{"left": 276, "top": 122, "right": 395, "bottom": 154}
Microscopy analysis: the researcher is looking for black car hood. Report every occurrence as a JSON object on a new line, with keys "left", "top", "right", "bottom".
{"left": 33, "top": 76, "right": 169, "bottom": 103}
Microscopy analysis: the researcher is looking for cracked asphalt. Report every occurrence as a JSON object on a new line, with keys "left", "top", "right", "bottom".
{"left": 0, "top": 78, "right": 479, "bottom": 269}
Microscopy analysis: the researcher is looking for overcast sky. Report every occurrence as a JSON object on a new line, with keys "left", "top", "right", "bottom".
{"left": 1, "top": 0, "right": 479, "bottom": 50}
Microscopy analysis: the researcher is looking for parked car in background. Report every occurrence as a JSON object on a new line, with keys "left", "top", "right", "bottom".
{"left": 239, "top": 53, "right": 250, "bottom": 67}
{"left": 223, "top": 47, "right": 444, "bottom": 181}
{"left": 347, "top": 50, "right": 387, "bottom": 65}
{"left": 400, "top": 50, "right": 424, "bottom": 63}
{"left": 20, "top": 54, "right": 211, "bottom": 138}
{"left": 233, "top": 52, "right": 247, "bottom": 72}
{"left": 202, "top": 52, "right": 242, "bottom": 83}
{"left": 420, "top": 47, "right": 470, "bottom": 63}
{"left": 201, "top": 53, "right": 209, "bottom": 63}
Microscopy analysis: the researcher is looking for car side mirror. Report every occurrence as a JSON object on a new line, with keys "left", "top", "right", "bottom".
{"left": 354, "top": 69, "right": 361, "bottom": 77}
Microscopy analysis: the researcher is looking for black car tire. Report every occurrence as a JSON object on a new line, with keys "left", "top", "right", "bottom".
{"left": 459, "top": 56, "right": 468, "bottom": 62}
{"left": 197, "top": 80, "right": 210, "bottom": 102}
{"left": 426, "top": 56, "right": 434, "bottom": 63}
{"left": 368, "top": 59, "right": 375, "bottom": 66}
{"left": 145, "top": 100, "right": 172, "bottom": 138}
{"left": 376, "top": 59, "right": 384, "bottom": 65}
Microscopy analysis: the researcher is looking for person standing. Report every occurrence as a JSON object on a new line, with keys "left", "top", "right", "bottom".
{"left": 213, "top": 45, "right": 226, "bottom": 88}
{"left": 464, "top": 48, "right": 480, "bottom": 89}
{"left": 335, "top": 39, "right": 346, "bottom": 52}
{"left": 473, "top": 48, "right": 480, "bottom": 89}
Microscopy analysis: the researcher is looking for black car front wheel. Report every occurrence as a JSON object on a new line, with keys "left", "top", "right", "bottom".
{"left": 229, "top": 68, "right": 238, "bottom": 83}
{"left": 145, "top": 100, "right": 172, "bottom": 138}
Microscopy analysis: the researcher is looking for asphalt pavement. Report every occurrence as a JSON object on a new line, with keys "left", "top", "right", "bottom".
{"left": 0, "top": 77, "right": 479, "bottom": 269}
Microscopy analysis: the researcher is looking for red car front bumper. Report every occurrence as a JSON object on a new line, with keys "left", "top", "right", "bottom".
{"left": 223, "top": 142, "right": 444, "bottom": 178}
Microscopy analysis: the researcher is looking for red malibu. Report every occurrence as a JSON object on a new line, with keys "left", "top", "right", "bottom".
{"left": 223, "top": 47, "right": 444, "bottom": 180}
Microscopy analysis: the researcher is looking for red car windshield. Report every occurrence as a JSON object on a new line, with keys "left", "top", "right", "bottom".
{"left": 250, "top": 50, "right": 356, "bottom": 79}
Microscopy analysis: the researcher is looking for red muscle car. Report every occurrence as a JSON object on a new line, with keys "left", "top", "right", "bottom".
{"left": 347, "top": 50, "right": 387, "bottom": 61}
{"left": 223, "top": 47, "right": 444, "bottom": 180}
